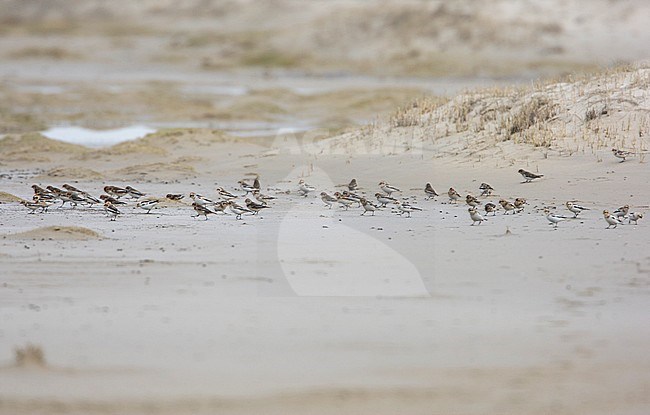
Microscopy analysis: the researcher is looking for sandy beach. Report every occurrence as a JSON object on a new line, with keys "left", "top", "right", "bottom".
{"left": 1, "top": 1, "right": 650, "bottom": 414}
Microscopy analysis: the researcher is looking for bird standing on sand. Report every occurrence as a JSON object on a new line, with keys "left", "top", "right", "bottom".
{"left": 484, "top": 202, "right": 497, "bottom": 216}
{"left": 479, "top": 182, "right": 494, "bottom": 196}
{"left": 320, "top": 192, "right": 338, "bottom": 208}
{"left": 394, "top": 201, "right": 422, "bottom": 218}
{"left": 245, "top": 198, "right": 269, "bottom": 215}
{"left": 628, "top": 212, "right": 643, "bottom": 225}
{"left": 136, "top": 199, "right": 158, "bottom": 214}
{"left": 612, "top": 148, "right": 633, "bottom": 162}
{"left": 424, "top": 183, "right": 438, "bottom": 199}
{"left": 518, "top": 169, "right": 544, "bottom": 183}
{"left": 499, "top": 199, "right": 516, "bottom": 215}
{"left": 298, "top": 179, "right": 316, "bottom": 197}
{"left": 468, "top": 207, "right": 486, "bottom": 225}
{"left": 544, "top": 209, "right": 566, "bottom": 229}
{"left": 104, "top": 201, "right": 121, "bottom": 221}
{"left": 465, "top": 194, "right": 481, "bottom": 207}
{"left": 192, "top": 202, "right": 215, "bottom": 220}
{"left": 360, "top": 198, "right": 378, "bottom": 216}
{"left": 565, "top": 201, "right": 589, "bottom": 218}
{"left": 603, "top": 210, "right": 622, "bottom": 229}
{"left": 448, "top": 187, "right": 461, "bottom": 203}
{"left": 375, "top": 192, "right": 397, "bottom": 207}
{"left": 348, "top": 178, "right": 358, "bottom": 191}
{"left": 378, "top": 181, "right": 401, "bottom": 195}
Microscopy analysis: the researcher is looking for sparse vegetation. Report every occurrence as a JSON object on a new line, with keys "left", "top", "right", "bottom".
{"left": 14, "top": 344, "right": 46, "bottom": 367}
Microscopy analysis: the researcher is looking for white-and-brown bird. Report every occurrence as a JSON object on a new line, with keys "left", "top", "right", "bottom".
{"left": 613, "top": 205, "right": 630, "bottom": 219}
{"left": 544, "top": 208, "right": 567, "bottom": 229}
{"left": 499, "top": 199, "right": 516, "bottom": 215}
{"left": 192, "top": 202, "right": 215, "bottom": 220}
{"left": 514, "top": 197, "right": 526, "bottom": 213}
{"left": 104, "top": 185, "right": 129, "bottom": 199}
{"left": 603, "top": 210, "right": 622, "bottom": 229}
{"left": 298, "top": 179, "right": 316, "bottom": 197}
{"left": 394, "top": 201, "right": 422, "bottom": 218}
{"left": 465, "top": 194, "right": 481, "bottom": 207}
{"left": 20, "top": 199, "right": 48, "bottom": 214}
{"left": 125, "top": 186, "right": 145, "bottom": 199}
{"left": 378, "top": 181, "right": 401, "bottom": 195}
{"left": 104, "top": 201, "right": 121, "bottom": 221}
{"left": 375, "top": 192, "right": 397, "bottom": 207}
{"left": 424, "top": 183, "right": 438, "bottom": 199}
{"left": 628, "top": 212, "right": 644, "bottom": 225}
{"left": 468, "top": 207, "right": 486, "bottom": 225}
{"left": 100, "top": 194, "right": 127, "bottom": 205}
{"left": 320, "top": 192, "right": 338, "bottom": 208}
{"left": 484, "top": 202, "right": 497, "bottom": 216}
{"left": 227, "top": 201, "right": 253, "bottom": 219}
{"left": 448, "top": 187, "right": 461, "bottom": 203}
{"left": 245, "top": 198, "right": 270, "bottom": 215}
{"left": 360, "top": 198, "right": 379, "bottom": 216}
{"left": 238, "top": 180, "right": 256, "bottom": 194}
{"left": 136, "top": 199, "right": 158, "bottom": 214}
{"left": 518, "top": 169, "right": 543, "bottom": 183}
{"left": 348, "top": 178, "right": 358, "bottom": 191}
{"left": 216, "top": 187, "right": 238, "bottom": 200}
{"left": 565, "top": 201, "right": 589, "bottom": 218}
{"left": 612, "top": 148, "right": 633, "bottom": 162}
{"left": 479, "top": 182, "right": 494, "bottom": 196}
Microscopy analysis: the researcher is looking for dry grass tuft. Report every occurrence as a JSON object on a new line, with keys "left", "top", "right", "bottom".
{"left": 14, "top": 344, "right": 46, "bottom": 368}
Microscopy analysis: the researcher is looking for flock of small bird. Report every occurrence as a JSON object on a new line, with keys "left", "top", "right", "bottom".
{"left": 16, "top": 165, "right": 644, "bottom": 229}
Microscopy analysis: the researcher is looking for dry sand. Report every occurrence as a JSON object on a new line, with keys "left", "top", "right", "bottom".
{"left": 1, "top": 65, "right": 650, "bottom": 414}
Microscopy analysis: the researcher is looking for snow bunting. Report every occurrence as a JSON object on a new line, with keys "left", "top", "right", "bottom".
{"left": 238, "top": 180, "right": 256, "bottom": 194}
{"left": 192, "top": 202, "right": 215, "bottom": 220}
{"left": 245, "top": 198, "right": 269, "bottom": 215}
{"left": 104, "top": 185, "right": 128, "bottom": 199}
{"left": 227, "top": 201, "right": 253, "bottom": 219}
{"left": 32, "top": 184, "right": 52, "bottom": 197}
{"left": 20, "top": 200, "right": 48, "bottom": 214}
{"left": 394, "top": 201, "right": 422, "bottom": 218}
{"left": 348, "top": 178, "right": 358, "bottom": 191}
{"left": 63, "top": 184, "right": 100, "bottom": 205}
{"left": 465, "top": 194, "right": 481, "bottom": 207}
{"left": 166, "top": 193, "right": 184, "bottom": 201}
{"left": 603, "top": 210, "right": 622, "bottom": 229}
{"left": 378, "top": 181, "right": 401, "bottom": 195}
{"left": 499, "top": 199, "right": 516, "bottom": 215}
{"left": 342, "top": 190, "right": 362, "bottom": 206}
{"left": 253, "top": 177, "right": 261, "bottom": 190}
{"left": 320, "top": 191, "right": 338, "bottom": 208}
{"left": 479, "top": 182, "right": 494, "bottom": 196}
{"left": 424, "top": 183, "right": 438, "bottom": 199}
{"left": 484, "top": 202, "right": 497, "bottom": 216}
{"left": 628, "top": 212, "right": 643, "bottom": 225}
{"left": 59, "top": 191, "right": 85, "bottom": 208}
{"left": 544, "top": 208, "right": 567, "bottom": 228}
{"left": 213, "top": 201, "right": 229, "bottom": 214}
{"left": 448, "top": 187, "right": 461, "bottom": 203}
{"left": 189, "top": 192, "right": 214, "bottom": 206}
{"left": 334, "top": 192, "right": 355, "bottom": 210}
{"left": 612, "top": 148, "right": 633, "bottom": 162}
{"left": 565, "top": 201, "right": 589, "bottom": 218}
{"left": 46, "top": 185, "right": 64, "bottom": 198}
{"left": 468, "top": 207, "right": 486, "bottom": 225}
{"left": 514, "top": 197, "right": 526, "bottom": 213}
{"left": 518, "top": 169, "right": 543, "bottom": 183}
{"left": 375, "top": 192, "right": 397, "bottom": 207}
{"left": 136, "top": 199, "right": 158, "bottom": 214}
{"left": 216, "top": 187, "right": 238, "bottom": 200}
{"left": 104, "top": 201, "right": 121, "bottom": 221}
{"left": 251, "top": 189, "right": 276, "bottom": 203}
{"left": 298, "top": 179, "right": 316, "bottom": 197}
{"left": 613, "top": 205, "right": 629, "bottom": 219}
{"left": 125, "top": 186, "right": 145, "bottom": 199}
{"left": 100, "top": 194, "right": 127, "bottom": 205}
{"left": 360, "top": 198, "right": 378, "bottom": 216}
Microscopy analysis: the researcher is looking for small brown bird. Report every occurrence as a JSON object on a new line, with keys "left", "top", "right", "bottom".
{"left": 484, "top": 202, "right": 497, "bottom": 216}
{"left": 514, "top": 197, "right": 526, "bottom": 213}
{"left": 424, "top": 183, "right": 438, "bottom": 199}
{"left": 448, "top": 187, "right": 461, "bottom": 203}
{"left": 479, "top": 182, "right": 494, "bottom": 196}
{"left": 499, "top": 199, "right": 516, "bottom": 215}
{"left": 518, "top": 169, "right": 543, "bottom": 183}
{"left": 348, "top": 178, "right": 358, "bottom": 191}
{"left": 465, "top": 194, "right": 481, "bottom": 207}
